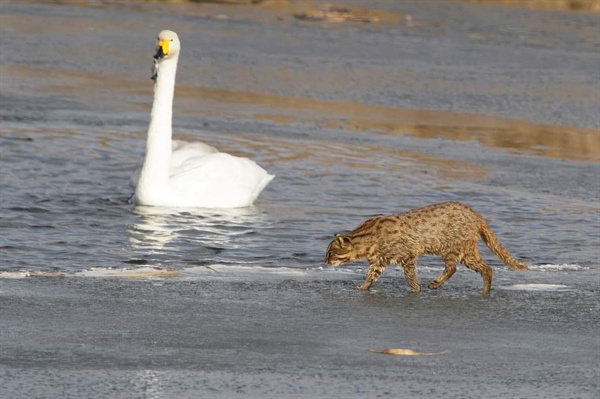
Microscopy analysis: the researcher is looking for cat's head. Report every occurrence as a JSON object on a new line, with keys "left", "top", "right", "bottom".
{"left": 325, "top": 234, "right": 355, "bottom": 266}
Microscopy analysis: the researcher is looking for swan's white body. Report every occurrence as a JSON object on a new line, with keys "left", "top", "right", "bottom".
{"left": 133, "top": 30, "right": 274, "bottom": 208}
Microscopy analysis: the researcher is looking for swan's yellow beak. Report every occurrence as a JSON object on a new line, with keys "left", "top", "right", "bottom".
{"left": 154, "top": 39, "right": 170, "bottom": 59}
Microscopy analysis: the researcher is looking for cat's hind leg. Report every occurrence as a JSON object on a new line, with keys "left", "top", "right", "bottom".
{"left": 428, "top": 255, "right": 457, "bottom": 290}
{"left": 462, "top": 248, "right": 493, "bottom": 295}
{"left": 402, "top": 258, "right": 421, "bottom": 293}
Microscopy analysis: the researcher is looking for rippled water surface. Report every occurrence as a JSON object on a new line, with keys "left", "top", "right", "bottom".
{"left": 1, "top": 119, "right": 598, "bottom": 277}
{"left": 1, "top": 2, "right": 598, "bottom": 277}
{"left": 0, "top": 1, "right": 599, "bottom": 398}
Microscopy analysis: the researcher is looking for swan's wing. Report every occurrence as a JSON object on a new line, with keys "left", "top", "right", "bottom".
{"left": 170, "top": 153, "right": 274, "bottom": 208}
{"left": 170, "top": 140, "right": 219, "bottom": 172}
{"left": 171, "top": 139, "right": 218, "bottom": 154}
{"left": 130, "top": 140, "right": 219, "bottom": 188}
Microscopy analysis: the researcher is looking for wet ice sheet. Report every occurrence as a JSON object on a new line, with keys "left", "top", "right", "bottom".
{"left": 0, "top": 263, "right": 589, "bottom": 299}
{"left": 500, "top": 283, "right": 570, "bottom": 291}
{"left": 0, "top": 270, "right": 598, "bottom": 399}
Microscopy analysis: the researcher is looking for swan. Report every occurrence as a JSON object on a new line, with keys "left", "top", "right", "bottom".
{"left": 133, "top": 30, "right": 274, "bottom": 208}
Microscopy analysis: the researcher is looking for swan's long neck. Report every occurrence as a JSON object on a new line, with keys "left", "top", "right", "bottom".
{"left": 137, "top": 56, "right": 178, "bottom": 198}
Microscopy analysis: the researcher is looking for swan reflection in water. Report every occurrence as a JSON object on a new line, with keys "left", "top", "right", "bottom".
{"left": 126, "top": 205, "right": 270, "bottom": 262}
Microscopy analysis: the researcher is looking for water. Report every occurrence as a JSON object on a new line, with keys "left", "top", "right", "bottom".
{"left": 1, "top": 1, "right": 599, "bottom": 398}
{"left": 2, "top": 109, "right": 596, "bottom": 275}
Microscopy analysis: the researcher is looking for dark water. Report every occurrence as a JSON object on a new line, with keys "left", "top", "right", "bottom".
{"left": 0, "top": 1, "right": 599, "bottom": 398}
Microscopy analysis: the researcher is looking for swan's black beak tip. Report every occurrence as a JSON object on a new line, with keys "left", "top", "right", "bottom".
{"left": 153, "top": 47, "right": 165, "bottom": 60}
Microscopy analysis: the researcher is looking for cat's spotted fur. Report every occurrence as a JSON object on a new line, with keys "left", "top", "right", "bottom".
{"left": 325, "top": 202, "right": 528, "bottom": 294}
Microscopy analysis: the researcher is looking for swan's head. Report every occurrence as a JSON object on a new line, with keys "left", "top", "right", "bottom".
{"left": 154, "top": 30, "right": 181, "bottom": 60}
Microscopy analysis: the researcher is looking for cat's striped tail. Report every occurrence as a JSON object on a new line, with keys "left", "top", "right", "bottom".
{"left": 479, "top": 220, "right": 528, "bottom": 271}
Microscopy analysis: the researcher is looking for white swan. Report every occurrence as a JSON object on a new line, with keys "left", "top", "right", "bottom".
{"left": 133, "top": 30, "right": 274, "bottom": 208}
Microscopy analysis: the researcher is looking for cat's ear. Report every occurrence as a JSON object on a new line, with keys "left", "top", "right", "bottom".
{"left": 334, "top": 234, "right": 351, "bottom": 247}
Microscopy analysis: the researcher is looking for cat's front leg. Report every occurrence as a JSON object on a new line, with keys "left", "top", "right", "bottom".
{"left": 355, "top": 259, "right": 386, "bottom": 290}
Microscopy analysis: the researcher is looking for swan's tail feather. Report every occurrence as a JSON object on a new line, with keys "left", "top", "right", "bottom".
{"left": 250, "top": 173, "right": 275, "bottom": 204}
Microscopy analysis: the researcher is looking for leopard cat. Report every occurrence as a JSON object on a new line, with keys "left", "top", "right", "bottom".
{"left": 325, "top": 201, "right": 528, "bottom": 294}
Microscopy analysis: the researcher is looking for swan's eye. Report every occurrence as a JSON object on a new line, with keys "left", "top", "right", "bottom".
{"left": 170, "top": 39, "right": 174, "bottom": 42}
